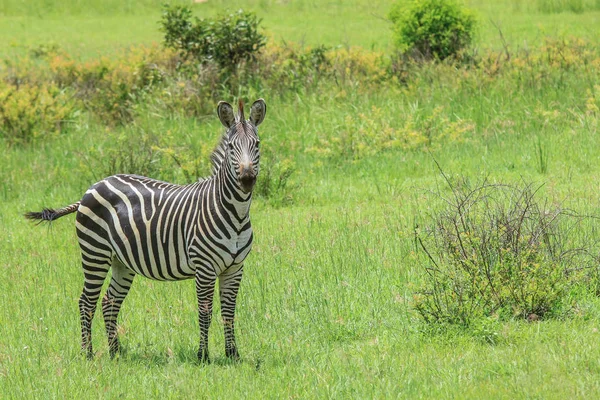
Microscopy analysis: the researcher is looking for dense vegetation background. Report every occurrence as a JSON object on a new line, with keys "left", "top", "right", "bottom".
{"left": 1, "top": 0, "right": 600, "bottom": 398}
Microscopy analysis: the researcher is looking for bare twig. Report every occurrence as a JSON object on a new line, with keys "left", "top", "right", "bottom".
{"left": 489, "top": 19, "right": 511, "bottom": 61}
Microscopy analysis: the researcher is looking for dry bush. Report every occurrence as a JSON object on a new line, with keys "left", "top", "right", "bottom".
{"left": 414, "top": 168, "right": 600, "bottom": 326}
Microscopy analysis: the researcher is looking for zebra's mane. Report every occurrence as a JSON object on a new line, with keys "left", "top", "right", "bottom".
{"left": 208, "top": 133, "right": 229, "bottom": 177}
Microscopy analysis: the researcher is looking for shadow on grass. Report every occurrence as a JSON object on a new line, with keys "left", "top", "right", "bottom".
{"left": 108, "top": 345, "right": 262, "bottom": 369}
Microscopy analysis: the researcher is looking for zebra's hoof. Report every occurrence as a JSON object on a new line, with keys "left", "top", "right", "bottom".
{"left": 83, "top": 346, "right": 94, "bottom": 360}
{"left": 225, "top": 347, "right": 240, "bottom": 362}
{"left": 198, "top": 349, "right": 210, "bottom": 363}
{"left": 109, "top": 341, "right": 121, "bottom": 359}
{"left": 109, "top": 348, "right": 119, "bottom": 359}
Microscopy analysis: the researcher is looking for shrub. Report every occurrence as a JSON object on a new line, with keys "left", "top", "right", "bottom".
{"left": 0, "top": 81, "right": 75, "bottom": 145}
{"left": 305, "top": 105, "right": 475, "bottom": 160}
{"left": 258, "top": 44, "right": 333, "bottom": 91}
{"left": 160, "top": 5, "right": 266, "bottom": 70}
{"left": 147, "top": 74, "right": 215, "bottom": 118}
{"left": 389, "top": 0, "right": 476, "bottom": 60}
{"left": 413, "top": 172, "right": 597, "bottom": 327}
{"left": 47, "top": 47, "right": 171, "bottom": 125}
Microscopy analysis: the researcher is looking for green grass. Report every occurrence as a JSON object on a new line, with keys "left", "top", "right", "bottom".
{"left": 1, "top": 0, "right": 600, "bottom": 59}
{"left": 2, "top": 87, "right": 600, "bottom": 397}
{"left": 2, "top": 0, "right": 600, "bottom": 398}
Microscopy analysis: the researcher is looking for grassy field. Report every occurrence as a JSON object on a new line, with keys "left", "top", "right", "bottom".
{"left": 1, "top": 0, "right": 600, "bottom": 58}
{"left": 2, "top": 0, "right": 600, "bottom": 398}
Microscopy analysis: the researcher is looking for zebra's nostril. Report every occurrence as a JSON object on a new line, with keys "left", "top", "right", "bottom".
{"left": 240, "top": 175, "right": 256, "bottom": 185}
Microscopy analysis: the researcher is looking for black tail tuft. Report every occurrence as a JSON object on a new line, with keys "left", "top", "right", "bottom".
{"left": 24, "top": 208, "right": 59, "bottom": 224}
{"left": 25, "top": 201, "right": 80, "bottom": 225}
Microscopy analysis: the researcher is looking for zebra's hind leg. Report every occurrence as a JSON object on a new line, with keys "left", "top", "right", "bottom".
{"left": 219, "top": 265, "right": 244, "bottom": 361}
{"left": 79, "top": 256, "right": 111, "bottom": 359}
{"left": 102, "top": 258, "right": 135, "bottom": 358}
{"left": 195, "top": 266, "right": 217, "bottom": 363}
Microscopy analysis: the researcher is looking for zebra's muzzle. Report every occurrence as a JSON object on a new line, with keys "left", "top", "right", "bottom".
{"left": 239, "top": 170, "right": 256, "bottom": 193}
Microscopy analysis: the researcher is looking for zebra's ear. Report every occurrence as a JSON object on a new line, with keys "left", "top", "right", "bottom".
{"left": 217, "top": 101, "right": 236, "bottom": 128}
{"left": 249, "top": 99, "right": 267, "bottom": 127}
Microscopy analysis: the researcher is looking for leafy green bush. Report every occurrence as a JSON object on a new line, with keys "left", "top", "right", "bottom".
{"left": 46, "top": 46, "right": 169, "bottom": 125}
{"left": 0, "top": 82, "right": 75, "bottom": 145}
{"left": 160, "top": 5, "right": 266, "bottom": 70}
{"left": 389, "top": 0, "right": 476, "bottom": 60}
{"left": 414, "top": 173, "right": 597, "bottom": 327}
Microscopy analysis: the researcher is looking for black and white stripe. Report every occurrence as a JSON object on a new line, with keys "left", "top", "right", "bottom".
{"left": 26, "top": 99, "right": 266, "bottom": 362}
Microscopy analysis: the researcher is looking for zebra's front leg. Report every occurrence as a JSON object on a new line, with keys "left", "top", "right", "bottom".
{"left": 195, "top": 266, "right": 217, "bottom": 363}
{"left": 102, "top": 260, "right": 135, "bottom": 358}
{"left": 219, "top": 264, "right": 244, "bottom": 361}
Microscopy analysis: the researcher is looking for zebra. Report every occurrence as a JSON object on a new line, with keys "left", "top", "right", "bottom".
{"left": 25, "top": 99, "right": 266, "bottom": 362}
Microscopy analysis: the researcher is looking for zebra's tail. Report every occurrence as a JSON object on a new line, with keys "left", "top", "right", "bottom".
{"left": 24, "top": 201, "right": 81, "bottom": 224}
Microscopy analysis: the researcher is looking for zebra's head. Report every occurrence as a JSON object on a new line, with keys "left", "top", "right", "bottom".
{"left": 217, "top": 99, "right": 267, "bottom": 194}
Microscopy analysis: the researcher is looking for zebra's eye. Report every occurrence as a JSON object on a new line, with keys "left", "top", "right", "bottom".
{"left": 228, "top": 142, "right": 234, "bottom": 150}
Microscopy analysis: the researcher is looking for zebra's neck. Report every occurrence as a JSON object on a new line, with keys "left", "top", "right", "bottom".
{"left": 215, "top": 161, "right": 253, "bottom": 224}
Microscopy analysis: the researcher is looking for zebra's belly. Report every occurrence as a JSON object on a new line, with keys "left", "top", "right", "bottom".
{"left": 111, "top": 239, "right": 197, "bottom": 281}
{"left": 94, "top": 219, "right": 197, "bottom": 280}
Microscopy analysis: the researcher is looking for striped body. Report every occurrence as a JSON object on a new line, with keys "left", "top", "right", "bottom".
{"left": 77, "top": 173, "right": 253, "bottom": 282}
{"left": 26, "top": 99, "right": 267, "bottom": 362}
